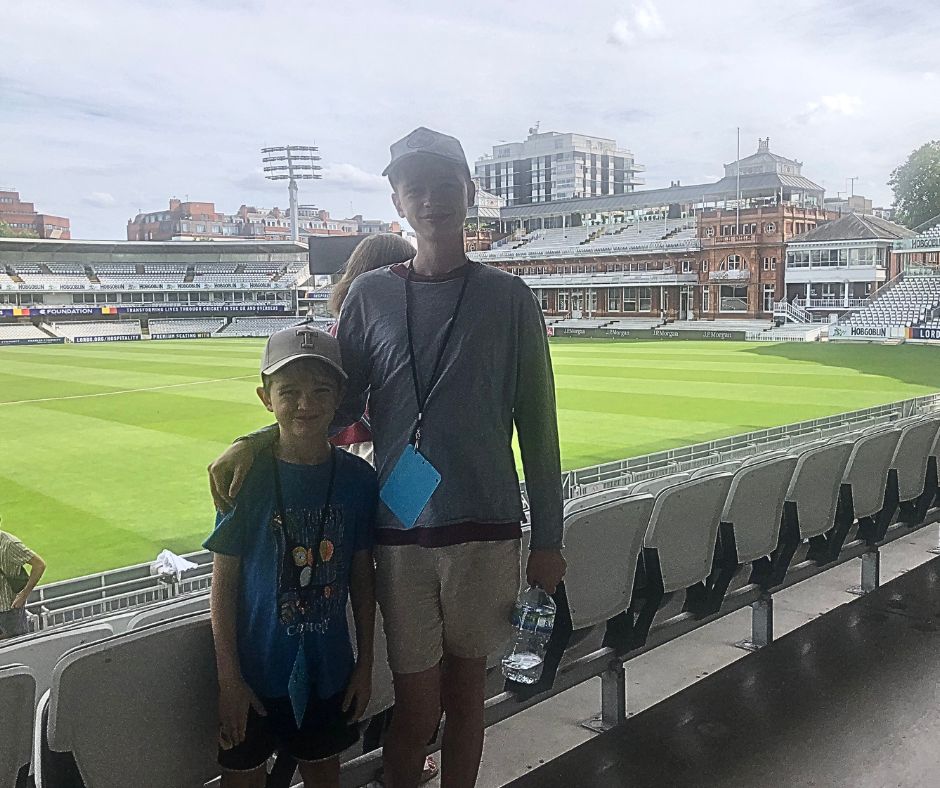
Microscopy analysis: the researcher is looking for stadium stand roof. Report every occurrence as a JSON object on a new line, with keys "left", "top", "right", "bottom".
{"left": 790, "top": 213, "right": 917, "bottom": 244}
{"left": 0, "top": 238, "right": 308, "bottom": 255}
{"left": 913, "top": 212, "right": 940, "bottom": 234}
{"left": 497, "top": 171, "right": 825, "bottom": 221}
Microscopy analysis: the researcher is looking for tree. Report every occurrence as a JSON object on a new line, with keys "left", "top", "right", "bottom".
{"left": 889, "top": 140, "right": 940, "bottom": 229}
{"left": 0, "top": 220, "right": 39, "bottom": 239}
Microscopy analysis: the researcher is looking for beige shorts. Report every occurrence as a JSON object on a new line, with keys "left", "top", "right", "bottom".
{"left": 374, "top": 539, "right": 521, "bottom": 675}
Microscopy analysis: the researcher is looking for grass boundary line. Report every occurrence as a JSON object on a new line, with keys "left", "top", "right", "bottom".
{"left": 0, "top": 374, "right": 257, "bottom": 407}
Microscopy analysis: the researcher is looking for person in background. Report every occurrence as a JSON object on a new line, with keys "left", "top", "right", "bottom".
{"left": 0, "top": 520, "right": 46, "bottom": 639}
{"left": 328, "top": 233, "right": 416, "bottom": 467}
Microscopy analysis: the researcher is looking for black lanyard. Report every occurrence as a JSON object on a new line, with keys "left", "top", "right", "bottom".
{"left": 272, "top": 447, "right": 336, "bottom": 569}
{"left": 404, "top": 261, "right": 472, "bottom": 450}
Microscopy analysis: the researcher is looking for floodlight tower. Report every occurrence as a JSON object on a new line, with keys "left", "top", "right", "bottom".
{"left": 261, "top": 145, "right": 322, "bottom": 242}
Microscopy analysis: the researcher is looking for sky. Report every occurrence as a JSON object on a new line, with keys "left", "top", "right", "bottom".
{"left": 2, "top": 0, "right": 939, "bottom": 239}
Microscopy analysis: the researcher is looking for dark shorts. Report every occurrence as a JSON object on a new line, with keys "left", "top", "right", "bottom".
{"left": 0, "top": 608, "right": 27, "bottom": 639}
{"left": 218, "top": 691, "right": 359, "bottom": 772}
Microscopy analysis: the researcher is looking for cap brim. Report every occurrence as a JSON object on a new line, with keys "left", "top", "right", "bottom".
{"left": 261, "top": 353, "right": 348, "bottom": 381}
{"left": 383, "top": 150, "right": 472, "bottom": 178}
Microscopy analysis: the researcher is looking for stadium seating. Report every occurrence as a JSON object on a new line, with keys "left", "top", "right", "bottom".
{"left": 48, "top": 321, "right": 142, "bottom": 340}
{"left": 216, "top": 316, "right": 328, "bottom": 337}
{"left": 474, "top": 217, "right": 699, "bottom": 261}
{"left": 843, "top": 276, "right": 940, "bottom": 329}
{"left": 147, "top": 318, "right": 226, "bottom": 336}
{"left": 562, "top": 494, "right": 655, "bottom": 630}
{"left": 0, "top": 623, "right": 114, "bottom": 702}
{"left": 0, "top": 664, "right": 35, "bottom": 788}
{"left": 125, "top": 592, "right": 209, "bottom": 630}
{"left": 604, "top": 318, "right": 662, "bottom": 329}
{"left": 47, "top": 616, "right": 218, "bottom": 788}
{"left": 0, "top": 323, "right": 49, "bottom": 340}
{"left": 894, "top": 419, "right": 940, "bottom": 506}
{"left": 11, "top": 411, "right": 940, "bottom": 787}
{"left": 668, "top": 319, "right": 773, "bottom": 333}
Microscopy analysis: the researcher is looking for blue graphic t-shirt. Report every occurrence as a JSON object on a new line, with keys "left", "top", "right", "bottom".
{"left": 204, "top": 448, "right": 377, "bottom": 700}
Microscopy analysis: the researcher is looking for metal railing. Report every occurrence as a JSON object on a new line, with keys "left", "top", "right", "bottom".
{"left": 773, "top": 300, "right": 811, "bottom": 324}
{"left": 23, "top": 393, "right": 940, "bottom": 631}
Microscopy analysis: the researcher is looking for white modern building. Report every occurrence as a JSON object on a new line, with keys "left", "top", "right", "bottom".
{"left": 474, "top": 127, "right": 644, "bottom": 206}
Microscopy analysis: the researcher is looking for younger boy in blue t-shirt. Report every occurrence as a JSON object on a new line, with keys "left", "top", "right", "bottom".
{"left": 205, "top": 325, "right": 377, "bottom": 788}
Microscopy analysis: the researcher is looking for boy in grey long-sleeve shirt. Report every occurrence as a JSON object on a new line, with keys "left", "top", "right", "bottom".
{"left": 336, "top": 258, "right": 563, "bottom": 550}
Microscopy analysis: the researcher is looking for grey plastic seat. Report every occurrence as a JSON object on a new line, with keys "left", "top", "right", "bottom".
{"left": 787, "top": 442, "right": 855, "bottom": 539}
{"left": 691, "top": 461, "right": 741, "bottom": 479}
{"left": 723, "top": 455, "right": 799, "bottom": 562}
{"left": 892, "top": 418, "right": 940, "bottom": 502}
{"left": 643, "top": 474, "right": 734, "bottom": 592}
{"left": 126, "top": 591, "right": 210, "bottom": 630}
{"left": 48, "top": 615, "right": 218, "bottom": 788}
{"left": 564, "top": 484, "right": 638, "bottom": 516}
{"left": 0, "top": 623, "right": 113, "bottom": 701}
{"left": 0, "top": 664, "right": 35, "bottom": 788}
{"left": 630, "top": 472, "right": 691, "bottom": 500}
{"left": 564, "top": 495, "right": 655, "bottom": 628}
{"left": 842, "top": 426, "right": 903, "bottom": 520}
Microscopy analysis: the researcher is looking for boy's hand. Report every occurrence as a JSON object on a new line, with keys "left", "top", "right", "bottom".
{"left": 11, "top": 591, "right": 28, "bottom": 609}
{"left": 526, "top": 549, "right": 567, "bottom": 595}
{"left": 342, "top": 661, "right": 372, "bottom": 722}
{"left": 218, "top": 677, "right": 266, "bottom": 750}
{"left": 208, "top": 441, "right": 257, "bottom": 512}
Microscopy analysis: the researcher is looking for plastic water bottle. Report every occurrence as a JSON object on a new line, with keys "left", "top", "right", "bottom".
{"left": 501, "top": 585, "right": 556, "bottom": 684}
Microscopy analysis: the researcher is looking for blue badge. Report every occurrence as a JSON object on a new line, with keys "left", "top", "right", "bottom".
{"left": 380, "top": 445, "right": 442, "bottom": 529}
{"left": 288, "top": 640, "right": 311, "bottom": 727}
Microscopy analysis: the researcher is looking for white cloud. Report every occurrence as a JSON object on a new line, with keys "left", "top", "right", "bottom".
{"left": 818, "top": 94, "right": 864, "bottom": 116}
{"left": 795, "top": 93, "right": 864, "bottom": 125}
{"left": 83, "top": 191, "right": 116, "bottom": 207}
{"left": 321, "top": 163, "right": 387, "bottom": 195}
{"left": 608, "top": 1, "right": 667, "bottom": 47}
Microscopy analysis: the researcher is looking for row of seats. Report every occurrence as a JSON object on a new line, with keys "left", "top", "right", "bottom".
{"left": 0, "top": 323, "right": 49, "bottom": 340}
{"left": 845, "top": 276, "right": 940, "bottom": 328}
{"left": 3, "top": 416, "right": 938, "bottom": 787}
{"left": 48, "top": 321, "right": 142, "bottom": 339}
{"left": 148, "top": 318, "right": 226, "bottom": 335}
{"left": 475, "top": 218, "right": 698, "bottom": 262}
{"left": 216, "top": 316, "right": 325, "bottom": 337}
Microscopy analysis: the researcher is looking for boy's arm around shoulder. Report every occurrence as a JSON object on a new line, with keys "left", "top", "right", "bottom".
{"left": 331, "top": 281, "right": 372, "bottom": 435}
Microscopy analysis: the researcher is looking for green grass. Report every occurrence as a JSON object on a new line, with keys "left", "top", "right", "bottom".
{"left": 2, "top": 338, "right": 939, "bottom": 583}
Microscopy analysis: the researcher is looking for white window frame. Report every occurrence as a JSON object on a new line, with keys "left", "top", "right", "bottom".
{"left": 762, "top": 284, "right": 775, "bottom": 313}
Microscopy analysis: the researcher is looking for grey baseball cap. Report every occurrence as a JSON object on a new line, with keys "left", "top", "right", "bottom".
{"left": 382, "top": 126, "right": 472, "bottom": 179}
{"left": 260, "top": 324, "right": 347, "bottom": 381}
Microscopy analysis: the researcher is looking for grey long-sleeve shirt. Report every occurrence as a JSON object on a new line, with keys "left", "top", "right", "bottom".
{"left": 335, "top": 260, "right": 563, "bottom": 550}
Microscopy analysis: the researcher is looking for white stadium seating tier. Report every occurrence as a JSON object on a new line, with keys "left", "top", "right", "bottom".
{"left": 844, "top": 276, "right": 940, "bottom": 328}
{"left": 49, "top": 321, "right": 142, "bottom": 339}
{"left": 0, "top": 323, "right": 48, "bottom": 340}
{"left": 216, "top": 316, "right": 329, "bottom": 337}
{"left": 148, "top": 318, "right": 226, "bottom": 335}
{"left": 473, "top": 216, "right": 699, "bottom": 261}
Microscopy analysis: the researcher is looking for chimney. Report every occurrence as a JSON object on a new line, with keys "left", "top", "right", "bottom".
{"left": 758, "top": 137, "right": 770, "bottom": 154}
{"left": 169, "top": 198, "right": 181, "bottom": 211}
